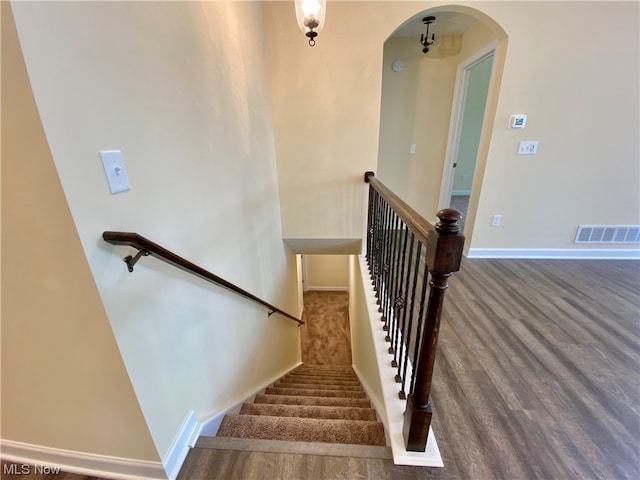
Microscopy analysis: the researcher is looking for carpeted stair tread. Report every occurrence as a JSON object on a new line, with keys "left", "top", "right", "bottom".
{"left": 281, "top": 375, "right": 362, "bottom": 386}
{"left": 215, "top": 364, "right": 387, "bottom": 449}
{"left": 265, "top": 386, "right": 367, "bottom": 399}
{"left": 239, "top": 403, "right": 377, "bottom": 421}
{"left": 217, "top": 415, "right": 386, "bottom": 446}
{"left": 285, "top": 369, "right": 360, "bottom": 376}
{"left": 253, "top": 394, "right": 372, "bottom": 409}
{"left": 294, "top": 363, "right": 353, "bottom": 372}
{"left": 275, "top": 381, "right": 364, "bottom": 392}
{"left": 292, "top": 367, "right": 356, "bottom": 375}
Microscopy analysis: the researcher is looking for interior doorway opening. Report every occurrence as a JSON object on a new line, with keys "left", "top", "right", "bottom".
{"left": 444, "top": 47, "right": 494, "bottom": 233}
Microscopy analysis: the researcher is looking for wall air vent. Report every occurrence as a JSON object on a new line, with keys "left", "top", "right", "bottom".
{"left": 575, "top": 225, "right": 640, "bottom": 244}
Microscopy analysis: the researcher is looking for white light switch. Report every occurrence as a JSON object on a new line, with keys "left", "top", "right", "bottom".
{"left": 518, "top": 141, "right": 538, "bottom": 155}
{"left": 410, "top": 144, "right": 417, "bottom": 154}
{"left": 100, "top": 150, "right": 130, "bottom": 194}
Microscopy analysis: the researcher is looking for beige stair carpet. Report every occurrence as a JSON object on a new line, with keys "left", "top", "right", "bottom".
{"left": 216, "top": 365, "right": 386, "bottom": 447}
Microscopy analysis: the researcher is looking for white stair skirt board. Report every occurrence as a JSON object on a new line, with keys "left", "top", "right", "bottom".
{"left": 356, "top": 255, "right": 443, "bottom": 467}
{"left": 194, "top": 361, "right": 303, "bottom": 439}
{"left": 163, "top": 410, "right": 198, "bottom": 480}
{"left": 0, "top": 440, "right": 166, "bottom": 480}
{"left": 466, "top": 247, "right": 640, "bottom": 260}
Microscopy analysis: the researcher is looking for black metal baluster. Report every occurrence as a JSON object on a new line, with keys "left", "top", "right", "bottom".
{"left": 382, "top": 211, "right": 396, "bottom": 341}
{"left": 392, "top": 224, "right": 409, "bottom": 368}
{"left": 388, "top": 214, "right": 403, "bottom": 351}
{"left": 380, "top": 202, "right": 393, "bottom": 329}
{"left": 376, "top": 197, "right": 389, "bottom": 295}
{"left": 399, "top": 237, "right": 421, "bottom": 399}
{"left": 371, "top": 192, "right": 383, "bottom": 293}
{"left": 384, "top": 212, "right": 398, "bottom": 340}
{"left": 410, "top": 257, "right": 431, "bottom": 395}
{"left": 374, "top": 191, "right": 384, "bottom": 282}
{"left": 395, "top": 231, "right": 414, "bottom": 387}
{"left": 366, "top": 185, "right": 375, "bottom": 267}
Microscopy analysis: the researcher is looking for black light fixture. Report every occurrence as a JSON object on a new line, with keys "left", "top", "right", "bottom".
{"left": 295, "top": 0, "right": 326, "bottom": 47}
{"left": 420, "top": 16, "right": 436, "bottom": 54}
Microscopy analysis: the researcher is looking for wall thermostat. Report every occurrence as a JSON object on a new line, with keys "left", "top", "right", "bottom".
{"left": 391, "top": 59, "right": 405, "bottom": 72}
{"left": 508, "top": 114, "right": 527, "bottom": 129}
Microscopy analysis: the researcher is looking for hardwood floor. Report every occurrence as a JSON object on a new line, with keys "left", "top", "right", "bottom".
{"left": 430, "top": 258, "right": 640, "bottom": 480}
{"left": 179, "top": 258, "right": 640, "bottom": 480}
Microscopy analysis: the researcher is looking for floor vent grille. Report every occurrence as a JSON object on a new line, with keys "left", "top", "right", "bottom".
{"left": 575, "top": 225, "right": 640, "bottom": 244}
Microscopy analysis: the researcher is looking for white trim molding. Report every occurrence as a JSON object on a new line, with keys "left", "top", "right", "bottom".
{"left": 306, "top": 286, "right": 349, "bottom": 292}
{"left": 467, "top": 248, "right": 640, "bottom": 260}
{"left": 163, "top": 410, "right": 198, "bottom": 480}
{"left": 0, "top": 440, "right": 166, "bottom": 480}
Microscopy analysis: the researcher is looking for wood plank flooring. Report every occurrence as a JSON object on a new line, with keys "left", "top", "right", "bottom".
{"left": 429, "top": 258, "right": 640, "bottom": 480}
{"left": 179, "top": 258, "right": 640, "bottom": 480}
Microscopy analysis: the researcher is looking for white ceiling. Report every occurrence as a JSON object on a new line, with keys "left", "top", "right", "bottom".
{"left": 392, "top": 12, "right": 477, "bottom": 38}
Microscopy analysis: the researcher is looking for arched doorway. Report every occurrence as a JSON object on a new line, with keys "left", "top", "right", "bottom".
{"left": 376, "top": 6, "right": 507, "bottom": 250}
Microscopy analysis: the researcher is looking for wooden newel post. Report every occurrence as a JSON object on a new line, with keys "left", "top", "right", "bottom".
{"left": 402, "top": 208, "right": 464, "bottom": 452}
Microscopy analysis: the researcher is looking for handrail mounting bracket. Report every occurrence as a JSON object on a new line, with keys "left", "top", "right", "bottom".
{"left": 124, "top": 249, "right": 150, "bottom": 272}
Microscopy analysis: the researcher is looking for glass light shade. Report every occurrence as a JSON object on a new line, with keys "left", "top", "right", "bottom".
{"left": 295, "top": 0, "right": 326, "bottom": 34}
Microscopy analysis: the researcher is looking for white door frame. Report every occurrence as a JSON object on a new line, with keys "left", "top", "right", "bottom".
{"left": 438, "top": 41, "right": 497, "bottom": 212}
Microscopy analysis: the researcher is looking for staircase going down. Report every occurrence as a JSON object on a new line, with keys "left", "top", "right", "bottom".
{"left": 216, "top": 364, "right": 387, "bottom": 447}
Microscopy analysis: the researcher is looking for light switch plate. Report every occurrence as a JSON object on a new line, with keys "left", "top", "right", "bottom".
{"left": 100, "top": 150, "right": 130, "bottom": 194}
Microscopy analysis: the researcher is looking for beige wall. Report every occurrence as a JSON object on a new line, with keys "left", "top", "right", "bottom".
{"left": 266, "top": 2, "right": 390, "bottom": 245}
{"left": 1, "top": 2, "right": 158, "bottom": 461}
{"left": 266, "top": 1, "right": 639, "bottom": 253}
{"left": 377, "top": 37, "right": 422, "bottom": 200}
{"left": 9, "top": 0, "right": 301, "bottom": 461}
{"left": 305, "top": 255, "right": 349, "bottom": 290}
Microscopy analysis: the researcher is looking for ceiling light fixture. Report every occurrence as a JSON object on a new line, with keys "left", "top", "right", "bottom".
{"left": 295, "top": 0, "right": 326, "bottom": 46}
{"left": 420, "top": 16, "right": 436, "bottom": 54}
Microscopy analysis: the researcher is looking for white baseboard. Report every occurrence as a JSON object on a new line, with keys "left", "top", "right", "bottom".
{"left": 0, "top": 411, "right": 199, "bottom": 480}
{"left": 306, "top": 286, "right": 348, "bottom": 292}
{"left": 467, "top": 248, "right": 640, "bottom": 260}
{"left": 163, "top": 410, "right": 198, "bottom": 480}
{"left": 195, "top": 362, "right": 303, "bottom": 439}
{"left": 0, "top": 439, "right": 166, "bottom": 480}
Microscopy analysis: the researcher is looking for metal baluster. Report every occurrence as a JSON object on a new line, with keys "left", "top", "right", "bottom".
{"left": 394, "top": 231, "right": 414, "bottom": 388}
{"left": 391, "top": 223, "right": 409, "bottom": 370}
{"left": 366, "top": 184, "right": 374, "bottom": 267}
{"left": 387, "top": 214, "right": 402, "bottom": 350}
{"left": 410, "top": 257, "right": 430, "bottom": 395}
{"left": 399, "top": 238, "right": 421, "bottom": 399}
{"left": 380, "top": 202, "right": 393, "bottom": 329}
{"left": 371, "top": 192, "right": 383, "bottom": 292}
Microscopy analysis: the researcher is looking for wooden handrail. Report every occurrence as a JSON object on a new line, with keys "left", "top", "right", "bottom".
{"left": 364, "top": 171, "right": 434, "bottom": 246}
{"left": 102, "top": 231, "right": 303, "bottom": 326}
